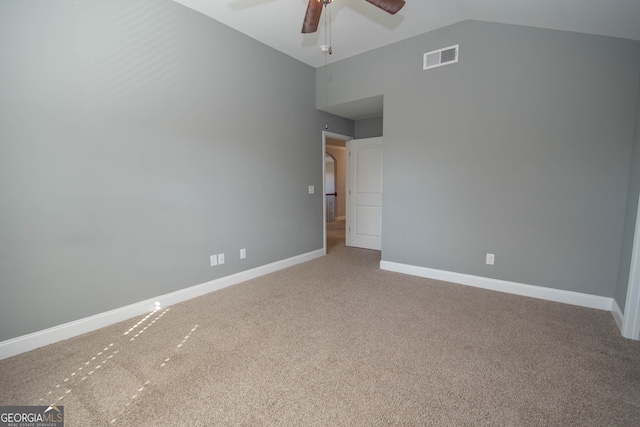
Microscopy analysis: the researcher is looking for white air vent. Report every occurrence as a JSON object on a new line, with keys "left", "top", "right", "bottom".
{"left": 423, "top": 44, "right": 459, "bottom": 70}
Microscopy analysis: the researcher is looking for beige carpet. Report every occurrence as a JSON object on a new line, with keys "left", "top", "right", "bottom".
{"left": 1, "top": 241, "right": 640, "bottom": 426}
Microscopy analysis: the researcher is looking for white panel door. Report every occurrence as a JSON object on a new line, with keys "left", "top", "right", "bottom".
{"left": 347, "top": 137, "right": 382, "bottom": 250}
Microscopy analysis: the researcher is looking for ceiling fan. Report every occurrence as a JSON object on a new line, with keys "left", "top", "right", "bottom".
{"left": 302, "top": 0, "right": 406, "bottom": 34}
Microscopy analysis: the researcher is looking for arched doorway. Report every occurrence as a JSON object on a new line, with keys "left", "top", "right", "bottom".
{"left": 325, "top": 152, "right": 337, "bottom": 222}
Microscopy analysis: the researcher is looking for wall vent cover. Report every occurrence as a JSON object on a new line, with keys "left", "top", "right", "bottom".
{"left": 423, "top": 44, "right": 459, "bottom": 70}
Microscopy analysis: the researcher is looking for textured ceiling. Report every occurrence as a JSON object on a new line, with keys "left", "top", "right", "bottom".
{"left": 174, "top": 0, "right": 640, "bottom": 68}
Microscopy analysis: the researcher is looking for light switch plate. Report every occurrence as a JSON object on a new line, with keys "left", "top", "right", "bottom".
{"left": 486, "top": 253, "right": 495, "bottom": 265}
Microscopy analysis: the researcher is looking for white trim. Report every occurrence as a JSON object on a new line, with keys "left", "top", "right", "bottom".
{"left": 380, "top": 261, "right": 614, "bottom": 312}
{"left": 0, "top": 249, "right": 324, "bottom": 360}
{"left": 622, "top": 195, "right": 640, "bottom": 340}
{"left": 336, "top": 216, "right": 346, "bottom": 221}
{"left": 612, "top": 299, "right": 624, "bottom": 331}
{"left": 323, "top": 131, "right": 352, "bottom": 141}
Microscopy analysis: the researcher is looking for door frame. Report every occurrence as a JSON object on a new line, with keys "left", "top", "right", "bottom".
{"left": 322, "top": 131, "right": 352, "bottom": 255}
{"left": 622, "top": 195, "right": 640, "bottom": 340}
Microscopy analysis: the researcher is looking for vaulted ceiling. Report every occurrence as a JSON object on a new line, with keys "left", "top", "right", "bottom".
{"left": 174, "top": 0, "right": 640, "bottom": 68}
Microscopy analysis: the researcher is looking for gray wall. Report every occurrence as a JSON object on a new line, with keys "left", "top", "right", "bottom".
{"left": 318, "top": 20, "right": 640, "bottom": 297}
{"left": 0, "top": 0, "right": 352, "bottom": 342}
{"left": 615, "top": 71, "right": 640, "bottom": 311}
{"left": 355, "top": 116, "right": 383, "bottom": 139}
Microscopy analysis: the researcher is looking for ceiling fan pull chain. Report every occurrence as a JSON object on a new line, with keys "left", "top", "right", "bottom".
{"left": 328, "top": 0, "right": 332, "bottom": 55}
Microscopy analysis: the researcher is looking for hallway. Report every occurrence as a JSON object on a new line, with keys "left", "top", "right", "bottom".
{"left": 326, "top": 219, "right": 346, "bottom": 253}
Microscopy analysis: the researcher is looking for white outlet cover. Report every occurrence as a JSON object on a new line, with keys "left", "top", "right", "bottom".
{"left": 210, "top": 255, "right": 218, "bottom": 266}
{"left": 240, "top": 248, "right": 246, "bottom": 259}
{"left": 308, "top": 185, "right": 314, "bottom": 194}
{"left": 218, "top": 253, "right": 225, "bottom": 265}
{"left": 486, "top": 253, "right": 495, "bottom": 265}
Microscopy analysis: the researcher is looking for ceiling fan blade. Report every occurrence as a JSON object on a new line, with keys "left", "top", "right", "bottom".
{"left": 301, "top": 0, "right": 323, "bottom": 34}
{"left": 364, "top": 0, "right": 406, "bottom": 15}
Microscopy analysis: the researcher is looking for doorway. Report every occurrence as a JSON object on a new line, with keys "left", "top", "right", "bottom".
{"left": 325, "top": 153, "right": 337, "bottom": 222}
{"left": 323, "top": 131, "right": 351, "bottom": 254}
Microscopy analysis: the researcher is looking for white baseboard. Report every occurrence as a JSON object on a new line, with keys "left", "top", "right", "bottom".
{"left": 611, "top": 299, "right": 624, "bottom": 331}
{"left": 0, "top": 249, "right": 324, "bottom": 360}
{"left": 380, "top": 261, "right": 615, "bottom": 312}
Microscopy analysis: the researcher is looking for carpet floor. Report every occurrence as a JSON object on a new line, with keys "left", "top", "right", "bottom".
{"left": 1, "top": 236, "right": 640, "bottom": 426}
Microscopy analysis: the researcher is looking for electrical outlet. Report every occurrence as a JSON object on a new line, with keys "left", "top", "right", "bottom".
{"left": 210, "top": 255, "right": 217, "bottom": 267}
{"left": 218, "top": 253, "right": 225, "bottom": 265}
{"left": 308, "top": 185, "right": 315, "bottom": 194}
{"left": 240, "top": 248, "right": 246, "bottom": 259}
{"left": 486, "top": 253, "right": 495, "bottom": 265}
